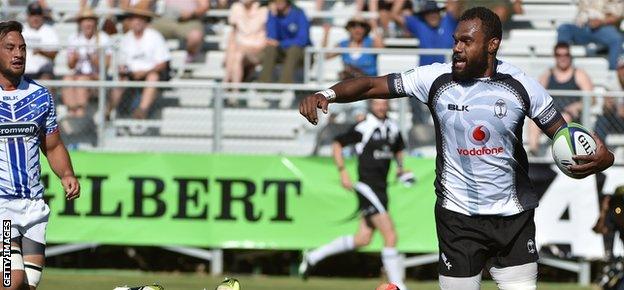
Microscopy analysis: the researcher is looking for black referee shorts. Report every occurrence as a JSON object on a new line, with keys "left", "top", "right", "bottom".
{"left": 435, "top": 202, "right": 538, "bottom": 277}
{"left": 354, "top": 182, "right": 388, "bottom": 226}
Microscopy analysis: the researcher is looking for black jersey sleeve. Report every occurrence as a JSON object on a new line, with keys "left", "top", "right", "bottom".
{"left": 334, "top": 126, "right": 363, "bottom": 146}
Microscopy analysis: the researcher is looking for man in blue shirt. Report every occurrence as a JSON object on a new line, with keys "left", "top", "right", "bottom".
{"left": 258, "top": 0, "right": 311, "bottom": 83}
{"left": 398, "top": 0, "right": 459, "bottom": 66}
{"left": 397, "top": 1, "right": 459, "bottom": 128}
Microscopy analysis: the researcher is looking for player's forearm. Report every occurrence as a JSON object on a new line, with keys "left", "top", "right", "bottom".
{"left": 332, "top": 142, "right": 346, "bottom": 171}
{"left": 46, "top": 143, "right": 76, "bottom": 179}
{"left": 328, "top": 75, "right": 391, "bottom": 103}
{"left": 395, "top": 151, "right": 404, "bottom": 171}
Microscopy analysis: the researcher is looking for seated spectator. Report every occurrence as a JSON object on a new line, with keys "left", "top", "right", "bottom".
{"left": 322, "top": 17, "right": 382, "bottom": 122}
{"left": 151, "top": 0, "right": 209, "bottom": 63}
{"left": 396, "top": 0, "right": 459, "bottom": 66}
{"left": 323, "top": 17, "right": 383, "bottom": 79}
{"left": 528, "top": 42, "right": 593, "bottom": 155}
{"left": 62, "top": 7, "right": 112, "bottom": 118}
{"left": 557, "top": 0, "right": 624, "bottom": 70}
{"left": 459, "top": 0, "right": 523, "bottom": 25}
{"left": 108, "top": 1, "right": 171, "bottom": 119}
{"left": 258, "top": 0, "right": 311, "bottom": 83}
{"left": 224, "top": 0, "right": 267, "bottom": 84}
{"left": 22, "top": 2, "right": 58, "bottom": 80}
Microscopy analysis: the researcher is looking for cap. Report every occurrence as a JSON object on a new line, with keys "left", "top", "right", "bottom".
{"left": 27, "top": 2, "right": 44, "bottom": 15}
{"left": 415, "top": 0, "right": 444, "bottom": 15}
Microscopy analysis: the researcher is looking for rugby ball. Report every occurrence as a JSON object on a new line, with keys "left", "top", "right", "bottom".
{"left": 551, "top": 123, "right": 597, "bottom": 179}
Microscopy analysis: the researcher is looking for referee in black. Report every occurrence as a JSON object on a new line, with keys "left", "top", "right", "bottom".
{"left": 299, "top": 99, "right": 411, "bottom": 290}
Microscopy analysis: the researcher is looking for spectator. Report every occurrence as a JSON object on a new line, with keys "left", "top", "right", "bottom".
{"left": 324, "top": 17, "right": 382, "bottom": 78}
{"left": 151, "top": 0, "right": 209, "bottom": 63}
{"left": 528, "top": 42, "right": 594, "bottom": 155}
{"left": 108, "top": 0, "right": 171, "bottom": 119}
{"left": 62, "top": 7, "right": 112, "bottom": 118}
{"left": 223, "top": 0, "right": 268, "bottom": 84}
{"left": 397, "top": 0, "right": 459, "bottom": 66}
{"left": 322, "top": 17, "right": 383, "bottom": 122}
{"left": 22, "top": 1, "right": 58, "bottom": 80}
{"left": 258, "top": 0, "right": 311, "bottom": 83}
{"left": 557, "top": 0, "right": 624, "bottom": 70}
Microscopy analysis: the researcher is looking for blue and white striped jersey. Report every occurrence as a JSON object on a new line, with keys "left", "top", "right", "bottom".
{"left": 0, "top": 77, "right": 58, "bottom": 199}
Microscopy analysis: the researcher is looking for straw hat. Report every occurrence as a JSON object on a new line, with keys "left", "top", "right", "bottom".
{"left": 122, "top": 0, "right": 157, "bottom": 18}
{"left": 69, "top": 6, "right": 98, "bottom": 22}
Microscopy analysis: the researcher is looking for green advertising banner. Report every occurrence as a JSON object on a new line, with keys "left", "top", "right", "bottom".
{"left": 40, "top": 153, "right": 438, "bottom": 252}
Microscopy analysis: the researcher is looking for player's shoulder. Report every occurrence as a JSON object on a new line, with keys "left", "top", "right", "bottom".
{"left": 495, "top": 59, "right": 544, "bottom": 92}
{"left": 21, "top": 77, "right": 51, "bottom": 95}
{"left": 406, "top": 62, "right": 451, "bottom": 77}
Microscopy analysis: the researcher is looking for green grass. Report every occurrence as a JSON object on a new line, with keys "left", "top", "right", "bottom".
{"left": 37, "top": 268, "right": 595, "bottom": 290}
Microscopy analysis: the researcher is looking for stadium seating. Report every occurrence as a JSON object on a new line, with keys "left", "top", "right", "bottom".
{"left": 7, "top": 0, "right": 624, "bottom": 155}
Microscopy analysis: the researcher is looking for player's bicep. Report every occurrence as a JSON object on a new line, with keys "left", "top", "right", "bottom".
{"left": 362, "top": 75, "right": 393, "bottom": 99}
{"left": 40, "top": 130, "right": 62, "bottom": 155}
{"left": 525, "top": 76, "right": 565, "bottom": 137}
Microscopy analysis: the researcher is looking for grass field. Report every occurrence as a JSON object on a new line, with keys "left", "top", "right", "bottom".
{"left": 37, "top": 269, "right": 596, "bottom": 290}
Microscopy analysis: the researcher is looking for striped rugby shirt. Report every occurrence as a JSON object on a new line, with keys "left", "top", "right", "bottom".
{"left": 0, "top": 77, "right": 59, "bottom": 199}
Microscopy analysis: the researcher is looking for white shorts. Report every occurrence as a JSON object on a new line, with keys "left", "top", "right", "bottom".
{"left": 0, "top": 198, "right": 50, "bottom": 245}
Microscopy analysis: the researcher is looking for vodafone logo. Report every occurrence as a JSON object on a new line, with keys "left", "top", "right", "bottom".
{"left": 469, "top": 125, "right": 490, "bottom": 145}
{"left": 457, "top": 125, "right": 504, "bottom": 156}
{"left": 457, "top": 147, "right": 504, "bottom": 156}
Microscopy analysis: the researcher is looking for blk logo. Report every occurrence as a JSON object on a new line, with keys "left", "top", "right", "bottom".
{"left": 448, "top": 104, "right": 469, "bottom": 112}
{"left": 469, "top": 125, "right": 490, "bottom": 145}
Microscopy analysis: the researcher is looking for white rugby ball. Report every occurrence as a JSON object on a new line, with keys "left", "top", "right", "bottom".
{"left": 551, "top": 123, "right": 597, "bottom": 179}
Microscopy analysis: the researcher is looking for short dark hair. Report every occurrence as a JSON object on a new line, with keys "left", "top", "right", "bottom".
{"left": 554, "top": 42, "right": 570, "bottom": 52}
{"left": 0, "top": 21, "right": 23, "bottom": 40}
{"left": 458, "top": 7, "right": 502, "bottom": 41}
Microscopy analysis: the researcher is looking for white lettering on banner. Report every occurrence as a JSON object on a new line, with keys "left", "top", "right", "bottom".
{"left": 535, "top": 165, "right": 603, "bottom": 259}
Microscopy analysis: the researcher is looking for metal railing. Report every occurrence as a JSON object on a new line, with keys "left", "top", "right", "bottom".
{"left": 304, "top": 47, "right": 453, "bottom": 84}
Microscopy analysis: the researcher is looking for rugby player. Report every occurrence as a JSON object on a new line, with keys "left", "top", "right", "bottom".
{"left": 299, "top": 7, "right": 614, "bottom": 290}
{"left": 0, "top": 20, "right": 80, "bottom": 290}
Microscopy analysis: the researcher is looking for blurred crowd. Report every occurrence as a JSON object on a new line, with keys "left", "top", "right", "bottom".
{"left": 1, "top": 0, "right": 624, "bottom": 152}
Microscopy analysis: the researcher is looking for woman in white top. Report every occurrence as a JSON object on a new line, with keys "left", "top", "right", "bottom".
{"left": 62, "top": 7, "right": 111, "bottom": 117}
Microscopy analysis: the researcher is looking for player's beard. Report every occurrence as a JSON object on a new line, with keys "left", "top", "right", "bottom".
{"left": 452, "top": 50, "right": 489, "bottom": 82}
{"left": 0, "top": 63, "right": 24, "bottom": 84}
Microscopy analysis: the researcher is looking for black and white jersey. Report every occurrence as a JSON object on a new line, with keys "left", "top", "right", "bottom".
{"left": 335, "top": 114, "right": 406, "bottom": 190}
{"left": 388, "top": 60, "right": 563, "bottom": 216}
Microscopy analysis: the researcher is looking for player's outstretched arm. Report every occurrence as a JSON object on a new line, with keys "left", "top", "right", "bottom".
{"left": 40, "top": 131, "right": 81, "bottom": 200}
{"left": 299, "top": 75, "right": 392, "bottom": 125}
